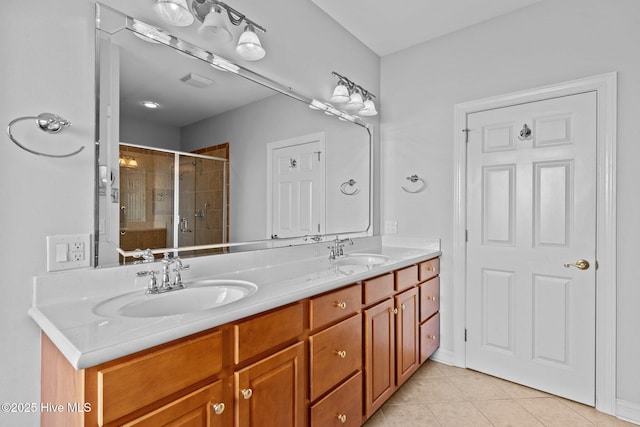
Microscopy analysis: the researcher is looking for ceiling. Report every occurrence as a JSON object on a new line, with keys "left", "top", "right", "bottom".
{"left": 311, "top": 0, "right": 543, "bottom": 57}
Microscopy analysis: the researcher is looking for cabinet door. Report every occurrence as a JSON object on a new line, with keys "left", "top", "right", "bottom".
{"left": 235, "top": 342, "right": 305, "bottom": 427}
{"left": 364, "top": 298, "right": 395, "bottom": 418}
{"left": 123, "top": 381, "right": 228, "bottom": 427}
{"left": 395, "top": 287, "right": 419, "bottom": 387}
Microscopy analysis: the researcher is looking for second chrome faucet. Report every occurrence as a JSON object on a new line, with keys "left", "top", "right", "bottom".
{"left": 328, "top": 236, "right": 353, "bottom": 260}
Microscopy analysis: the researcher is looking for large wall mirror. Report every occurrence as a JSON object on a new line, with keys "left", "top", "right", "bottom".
{"left": 95, "top": 4, "right": 372, "bottom": 267}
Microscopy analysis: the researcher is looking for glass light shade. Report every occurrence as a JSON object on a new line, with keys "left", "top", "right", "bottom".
{"left": 345, "top": 91, "right": 364, "bottom": 110}
{"left": 153, "top": 0, "right": 194, "bottom": 27}
{"left": 197, "top": 8, "right": 233, "bottom": 43}
{"left": 359, "top": 99, "right": 378, "bottom": 116}
{"left": 236, "top": 26, "right": 266, "bottom": 61}
{"left": 330, "top": 84, "right": 350, "bottom": 103}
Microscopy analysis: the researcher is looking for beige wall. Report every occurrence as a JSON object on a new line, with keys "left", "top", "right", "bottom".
{"left": 380, "top": 0, "right": 640, "bottom": 415}
{"left": 0, "top": 1, "right": 379, "bottom": 425}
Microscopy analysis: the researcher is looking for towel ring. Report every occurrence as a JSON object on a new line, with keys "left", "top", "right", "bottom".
{"left": 340, "top": 179, "right": 360, "bottom": 196}
{"left": 7, "top": 113, "right": 84, "bottom": 158}
{"left": 401, "top": 174, "right": 427, "bottom": 193}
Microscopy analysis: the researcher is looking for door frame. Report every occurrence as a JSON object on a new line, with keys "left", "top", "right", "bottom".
{"left": 266, "top": 132, "right": 326, "bottom": 239}
{"left": 452, "top": 73, "right": 617, "bottom": 413}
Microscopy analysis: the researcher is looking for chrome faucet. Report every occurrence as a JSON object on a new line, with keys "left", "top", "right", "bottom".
{"left": 138, "top": 252, "right": 190, "bottom": 294}
{"left": 328, "top": 236, "right": 353, "bottom": 260}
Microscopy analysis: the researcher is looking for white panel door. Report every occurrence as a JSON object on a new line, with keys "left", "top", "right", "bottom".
{"left": 271, "top": 140, "right": 324, "bottom": 238}
{"left": 466, "top": 92, "right": 597, "bottom": 405}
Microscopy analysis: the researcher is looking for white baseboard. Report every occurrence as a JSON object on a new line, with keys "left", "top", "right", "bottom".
{"left": 617, "top": 399, "right": 640, "bottom": 425}
{"left": 429, "top": 348, "right": 455, "bottom": 366}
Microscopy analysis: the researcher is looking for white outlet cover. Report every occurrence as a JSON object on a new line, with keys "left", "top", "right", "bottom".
{"left": 46, "top": 234, "right": 92, "bottom": 272}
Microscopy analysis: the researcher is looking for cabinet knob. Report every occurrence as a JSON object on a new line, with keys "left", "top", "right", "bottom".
{"left": 337, "top": 413, "right": 347, "bottom": 423}
{"left": 392, "top": 307, "right": 399, "bottom": 315}
{"left": 426, "top": 334, "right": 437, "bottom": 341}
{"left": 241, "top": 388, "right": 253, "bottom": 399}
{"left": 335, "top": 350, "right": 347, "bottom": 358}
{"left": 424, "top": 265, "right": 436, "bottom": 272}
{"left": 401, "top": 304, "right": 406, "bottom": 311}
{"left": 335, "top": 301, "right": 347, "bottom": 309}
{"left": 427, "top": 296, "right": 437, "bottom": 301}
{"left": 212, "top": 402, "right": 225, "bottom": 415}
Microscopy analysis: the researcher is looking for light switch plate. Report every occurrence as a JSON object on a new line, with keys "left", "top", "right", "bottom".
{"left": 46, "top": 234, "right": 92, "bottom": 272}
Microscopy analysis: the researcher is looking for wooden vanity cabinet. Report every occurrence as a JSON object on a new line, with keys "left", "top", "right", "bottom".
{"left": 41, "top": 257, "right": 440, "bottom": 427}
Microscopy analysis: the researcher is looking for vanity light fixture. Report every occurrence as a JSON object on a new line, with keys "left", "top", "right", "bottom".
{"left": 153, "top": 0, "right": 267, "bottom": 61}
{"left": 330, "top": 72, "right": 378, "bottom": 117}
{"left": 153, "top": 0, "right": 194, "bottom": 27}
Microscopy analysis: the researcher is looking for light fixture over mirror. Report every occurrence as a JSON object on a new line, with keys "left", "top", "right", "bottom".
{"left": 152, "top": 0, "right": 267, "bottom": 61}
{"left": 330, "top": 72, "right": 378, "bottom": 117}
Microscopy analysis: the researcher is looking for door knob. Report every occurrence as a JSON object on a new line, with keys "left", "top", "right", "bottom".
{"left": 563, "top": 259, "right": 590, "bottom": 270}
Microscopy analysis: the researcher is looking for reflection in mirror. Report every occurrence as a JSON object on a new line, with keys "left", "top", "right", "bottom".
{"left": 95, "top": 4, "right": 372, "bottom": 267}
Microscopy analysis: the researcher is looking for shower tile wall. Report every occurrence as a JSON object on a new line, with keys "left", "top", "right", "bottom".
{"left": 192, "top": 143, "right": 229, "bottom": 246}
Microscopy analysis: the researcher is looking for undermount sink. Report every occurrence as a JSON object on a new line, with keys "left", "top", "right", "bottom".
{"left": 332, "top": 253, "right": 390, "bottom": 267}
{"left": 93, "top": 279, "right": 258, "bottom": 318}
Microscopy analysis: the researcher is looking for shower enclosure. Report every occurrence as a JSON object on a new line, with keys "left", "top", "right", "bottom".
{"left": 119, "top": 144, "right": 228, "bottom": 257}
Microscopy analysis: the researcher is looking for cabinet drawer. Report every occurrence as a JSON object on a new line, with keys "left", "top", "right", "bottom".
{"left": 420, "top": 312, "right": 440, "bottom": 364}
{"left": 235, "top": 302, "right": 304, "bottom": 364}
{"left": 419, "top": 257, "right": 440, "bottom": 282}
{"left": 97, "top": 330, "right": 223, "bottom": 425}
{"left": 420, "top": 277, "right": 440, "bottom": 322}
{"left": 123, "top": 381, "right": 225, "bottom": 427}
{"left": 310, "top": 313, "right": 362, "bottom": 400}
{"left": 395, "top": 265, "right": 418, "bottom": 291}
{"left": 363, "top": 273, "right": 394, "bottom": 305}
{"left": 310, "top": 371, "right": 363, "bottom": 427}
{"left": 310, "top": 284, "right": 361, "bottom": 331}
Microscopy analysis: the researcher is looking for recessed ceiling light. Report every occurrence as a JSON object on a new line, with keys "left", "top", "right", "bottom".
{"left": 142, "top": 101, "right": 160, "bottom": 109}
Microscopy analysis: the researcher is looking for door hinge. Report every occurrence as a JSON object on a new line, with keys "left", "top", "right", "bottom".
{"left": 464, "top": 328, "right": 468, "bottom": 342}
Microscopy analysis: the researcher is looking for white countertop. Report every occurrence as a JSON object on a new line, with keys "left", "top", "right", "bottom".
{"left": 29, "top": 237, "right": 440, "bottom": 370}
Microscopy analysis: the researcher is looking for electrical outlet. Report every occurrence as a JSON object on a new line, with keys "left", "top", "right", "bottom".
{"left": 384, "top": 220, "right": 398, "bottom": 234}
{"left": 46, "top": 234, "right": 91, "bottom": 272}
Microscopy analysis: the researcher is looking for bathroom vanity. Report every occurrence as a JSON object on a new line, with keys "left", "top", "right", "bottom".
{"left": 31, "top": 240, "right": 440, "bottom": 426}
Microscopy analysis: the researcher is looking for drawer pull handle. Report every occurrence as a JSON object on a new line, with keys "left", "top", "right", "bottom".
{"left": 337, "top": 414, "right": 347, "bottom": 423}
{"left": 424, "top": 266, "right": 436, "bottom": 272}
{"left": 426, "top": 334, "right": 437, "bottom": 341}
{"left": 212, "top": 402, "right": 225, "bottom": 415}
{"left": 427, "top": 296, "right": 437, "bottom": 301}
{"left": 241, "top": 388, "right": 253, "bottom": 399}
{"left": 335, "top": 350, "right": 347, "bottom": 358}
{"left": 335, "top": 301, "right": 347, "bottom": 309}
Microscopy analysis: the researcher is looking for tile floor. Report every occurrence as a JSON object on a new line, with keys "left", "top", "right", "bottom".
{"left": 363, "top": 360, "right": 636, "bottom": 427}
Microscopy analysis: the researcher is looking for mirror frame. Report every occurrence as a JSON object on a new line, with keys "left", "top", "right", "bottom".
{"left": 94, "top": 3, "right": 373, "bottom": 266}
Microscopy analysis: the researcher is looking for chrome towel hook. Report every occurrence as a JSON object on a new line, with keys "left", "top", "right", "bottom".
{"left": 7, "top": 112, "right": 84, "bottom": 158}
{"left": 340, "top": 179, "right": 360, "bottom": 196}
{"left": 402, "top": 174, "right": 427, "bottom": 194}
